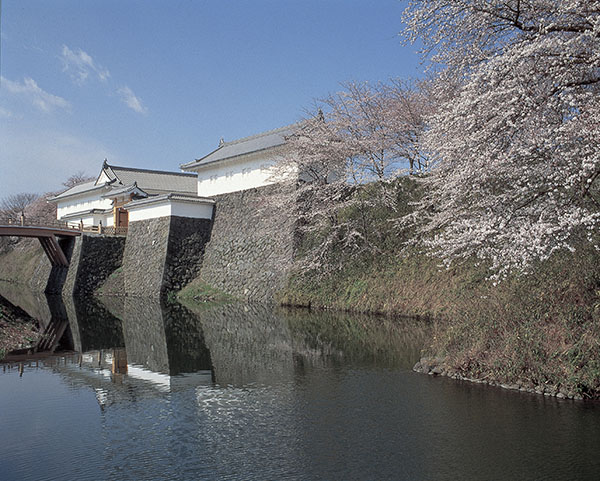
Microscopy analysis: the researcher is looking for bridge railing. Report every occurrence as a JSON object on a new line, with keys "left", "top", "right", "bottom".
{"left": 0, "top": 217, "right": 74, "bottom": 229}
{"left": 0, "top": 217, "right": 127, "bottom": 236}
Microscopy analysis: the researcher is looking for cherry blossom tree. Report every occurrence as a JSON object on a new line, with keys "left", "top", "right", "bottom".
{"left": 273, "top": 80, "right": 432, "bottom": 272}
{"left": 318, "top": 80, "right": 431, "bottom": 184}
{"left": 272, "top": 112, "right": 358, "bottom": 272}
{"left": 62, "top": 171, "right": 94, "bottom": 188}
{"left": 402, "top": 0, "right": 600, "bottom": 274}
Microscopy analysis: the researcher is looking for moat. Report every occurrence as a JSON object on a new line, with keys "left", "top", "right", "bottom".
{"left": 1, "top": 284, "right": 600, "bottom": 481}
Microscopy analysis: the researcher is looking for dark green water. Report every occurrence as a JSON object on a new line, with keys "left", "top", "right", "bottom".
{"left": 1, "top": 285, "right": 600, "bottom": 481}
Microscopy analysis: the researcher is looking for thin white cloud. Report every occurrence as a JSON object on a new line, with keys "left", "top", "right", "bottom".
{"left": 61, "top": 45, "right": 110, "bottom": 84}
{"left": 117, "top": 86, "right": 148, "bottom": 114}
{"left": 1, "top": 76, "right": 70, "bottom": 112}
{"left": 0, "top": 107, "right": 13, "bottom": 118}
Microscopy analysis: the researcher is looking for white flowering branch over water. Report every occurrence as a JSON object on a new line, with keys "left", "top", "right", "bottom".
{"left": 402, "top": 0, "right": 600, "bottom": 275}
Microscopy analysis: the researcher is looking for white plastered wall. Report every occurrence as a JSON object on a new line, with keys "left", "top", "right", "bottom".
{"left": 127, "top": 199, "right": 213, "bottom": 222}
{"left": 96, "top": 171, "right": 111, "bottom": 184}
{"left": 194, "top": 150, "right": 284, "bottom": 197}
{"left": 56, "top": 193, "right": 113, "bottom": 220}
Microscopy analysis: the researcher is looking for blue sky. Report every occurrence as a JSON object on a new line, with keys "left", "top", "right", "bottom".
{"left": 0, "top": 0, "right": 423, "bottom": 196}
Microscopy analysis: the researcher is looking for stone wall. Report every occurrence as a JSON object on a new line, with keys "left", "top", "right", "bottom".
{"left": 63, "top": 234, "right": 125, "bottom": 297}
{"left": 198, "top": 184, "right": 295, "bottom": 302}
{"left": 3, "top": 185, "right": 296, "bottom": 302}
{"left": 122, "top": 216, "right": 213, "bottom": 298}
{"left": 163, "top": 216, "right": 213, "bottom": 293}
{"left": 122, "top": 217, "right": 170, "bottom": 297}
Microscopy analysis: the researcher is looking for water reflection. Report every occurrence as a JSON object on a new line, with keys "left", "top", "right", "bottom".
{"left": 3, "top": 286, "right": 600, "bottom": 480}
{"left": 64, "top": 296, "right": 124, "bottom": 352}
{"left": 0, "top": 282, "right": 73, "bottom": 358}
{"left": 0, "top": 284, "right": 429, "bottom": 401}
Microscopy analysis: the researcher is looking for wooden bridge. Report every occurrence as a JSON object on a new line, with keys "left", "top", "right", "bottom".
{"left": 0, "top": 224, "right": 81, "bottom": 267}
{"left": 1, "top": 217, "right": 127, "bottom": 266}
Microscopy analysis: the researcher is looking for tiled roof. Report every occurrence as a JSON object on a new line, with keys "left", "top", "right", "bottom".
{"left": 101, "top": 183, "right": 148, "bottom": 198}
{"left": 124, "top": 193, "right": 215, "bottom": 210}
{"left": 181, "top": 124, "right": 297, "bottom": 171}
{"left": 60, "top": 208, "right": 113, "bottom": 219}
{"left": 104, "top": 164, "right": 197, "bottom": 195}
{"left": 48, "top": 181, "right": 112, "bottom": 201}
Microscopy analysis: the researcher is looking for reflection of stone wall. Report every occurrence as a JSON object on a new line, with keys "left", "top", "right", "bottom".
{"left": 63, "top": 234, "right": 125, "bottom": 297}
{"left": 65, "top": 296, "right": 124, "bottom": 352}
{"left": 199, "top": 185, "right": 295, "bottom": 302}
{"left": 188, "top": 303, "right": 295, "bottom": 386}
{"left": 121, "top": 297, "right": 170, "bottom": 373}
{"left": 121, "top": 298, "right": 211, "bottom": 375}
{"left": 122, "top": 216, "right": 212, "bottom": 298}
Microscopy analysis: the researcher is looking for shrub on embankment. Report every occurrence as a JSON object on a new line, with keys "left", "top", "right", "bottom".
{"left": 279, "top": 180, "right": 600, "bottom": 398}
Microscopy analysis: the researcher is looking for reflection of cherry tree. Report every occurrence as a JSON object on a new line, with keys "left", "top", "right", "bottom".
{"left": 402, "top": 0, "right": 600, "bottom": 274}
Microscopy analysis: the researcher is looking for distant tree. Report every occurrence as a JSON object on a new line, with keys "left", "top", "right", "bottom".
{"left": 0, "top": 193, "right": 39, "bottom": 222}
{"left": 402, "top": 0, "right": 600, "bottom": 275}
{"left": 317, "top": 80, "right": 431, "bottom": 184}
{"left": 25, "top": 192, "right": 57, "bottom": 224}
{"left": 62, "top": 171, "right": 94, "bottom": 189}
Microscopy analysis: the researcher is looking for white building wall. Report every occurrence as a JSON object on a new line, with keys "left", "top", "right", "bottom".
{"left": 127, "top": 199, "right": 213, "bottom": 223}
{"left": 96, "top": 171, "right": 111, "bottom": 184}
{"left": 56, "top": 193, "right": 113, "bottom": 219}
{"left": 128, "top": 203, "right": 172, "bottom": 222}
{"left": 195, "top": 151, "right": 283, "bottom": 197}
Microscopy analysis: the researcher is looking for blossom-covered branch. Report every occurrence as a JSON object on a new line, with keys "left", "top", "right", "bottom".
{"left": 401, "top": 0, "right": 600, "bottom": 275}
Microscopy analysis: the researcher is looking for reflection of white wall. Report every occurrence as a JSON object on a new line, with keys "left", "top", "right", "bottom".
{"left": 56, "top": 193, "right": 112, "bottom": 219}
{"left": 126, "top": 196, "right": 214, "bottom": 222}
{"left": 195, "top": 151, "right": 282, "bottom": 197}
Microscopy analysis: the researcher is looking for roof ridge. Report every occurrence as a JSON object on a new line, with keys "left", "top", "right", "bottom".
{"left": 106, "top": 163, "right": 196, "bottom": 177}
{"left": 222, "top": 122, "right": 298, "bottom": 147}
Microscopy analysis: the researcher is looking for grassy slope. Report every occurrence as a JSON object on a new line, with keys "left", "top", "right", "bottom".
{"left": 95, "top": 267, "right": 124, "bottom": 297}
{"left": 0, "top": 239, "right": 46, "bottom": 285}
{"left": 178, "top": 278, "right": 236, "bottom": 303}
